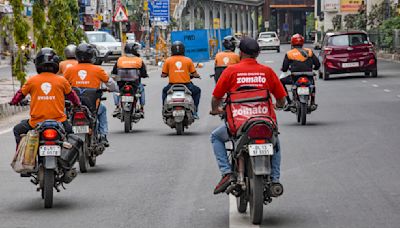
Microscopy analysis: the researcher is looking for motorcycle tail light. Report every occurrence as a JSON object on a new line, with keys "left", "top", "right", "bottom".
{"left": 45, "top": 141, "right": 56, "bottom": 145}
{"left": 174, "top": 106, "right": 184, "bottom": 110}
{"left": 124, "top": 93, "right": 132, "bottom": 96}
{"left": 172, "top": 98, "right": 185, "bottom": 102}
{"left": 74, "top": 111, "right": 86, "bottom": 120}
{"left": 247, "top": 124, "right": 273, "bottom": 139}
{"left": 42, "top": 129, "right": 58, "bottom": 140}
{"left": 123, "top": 85, "right": 132, "bottom": 93}
{"left": 297, "top": 77, "right": 309, "bottom": 84}
{"left": 255, "top": 139, "right": 267, "bottom": 144}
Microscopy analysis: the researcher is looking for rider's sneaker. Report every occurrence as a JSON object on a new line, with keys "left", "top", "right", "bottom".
{"left": 214, "top": 173, "right": 236, "bottom": 195}
{"left": 283, "top": 104, "right": 292, "bottom": 112}
{"left": 310, "top": 104, "right": 318, "bottom": 111}
{"left": 112, "top": 107, "right": 121, "bottom": 117}
{"left": 100, "top": 135, "right": 109, "bottom": 147}
{"left": 139, "top": 107, "right": 145, "bottom": 118}
{"left": 193, "top": 112, "right": 199, "bottom": 119}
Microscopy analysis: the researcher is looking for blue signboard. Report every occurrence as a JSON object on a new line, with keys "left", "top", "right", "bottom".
{"left": 171, "top": 30, "right": 210, "bottom": 62}
{"left": 148, "top": 0, "right": 170, "bottom": 26}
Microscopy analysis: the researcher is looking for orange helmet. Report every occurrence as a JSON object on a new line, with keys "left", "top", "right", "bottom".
{"left": 291, "top": 34, "right": 304, "bottom": 47}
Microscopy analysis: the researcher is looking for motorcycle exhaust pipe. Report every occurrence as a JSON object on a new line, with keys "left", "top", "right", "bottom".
{"left": 270, "top": 183, "right": 284, "bottom": 197}
{"left": 63, "top": 169, "right": 78, "bottom": 184}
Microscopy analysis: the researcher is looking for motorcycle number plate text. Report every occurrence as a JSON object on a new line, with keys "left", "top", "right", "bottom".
{"left": 248, "top": 144, "right": 274, "bottom": 156}
{"left": 72, "top": 125, "right": 89, "bottom": 134}
{"left": 172, "top": 92, "right": 185, "bottom": 98}
{"left": 121, "top": 96, "right": 134, "bottom": 102}
{"left": 342, "top": 62, "right": 359, "bottom": 68}
{"left": 297, "top": 87, "right": 310, "bottom": 95}
{"left": 173, "top": 110, "right": 185, "bottom": 117}
{"left": 39, "top": 145, "right": 61, "bottom": 156}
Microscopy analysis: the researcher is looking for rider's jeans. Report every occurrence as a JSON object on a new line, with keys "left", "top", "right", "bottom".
{"left": 97, "top": 103, "right": 108, "bottom": 135}
{"left": 113, "top": 84, "right": 145, "bottom": 106}
{"left": 210, "top": 124, "right": 281, "bottom": 182}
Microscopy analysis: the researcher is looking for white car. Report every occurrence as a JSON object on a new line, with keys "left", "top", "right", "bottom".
{"left": 257, "top": 32, "right": 280, "bottom": 53}
{"left": 126, "top": 33, "right": 136, "bottom": 44}
{"left": 85, "top": 31, "right": 122, "bottom": 65}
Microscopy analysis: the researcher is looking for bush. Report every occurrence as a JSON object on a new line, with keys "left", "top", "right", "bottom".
{"left": 380, "top": 17, "right": 400, "bottom": 49}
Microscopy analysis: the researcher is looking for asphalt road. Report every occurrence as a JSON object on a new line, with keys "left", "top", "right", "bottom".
{"left": 0, "top": 45, "right": 400, "bottom": 228}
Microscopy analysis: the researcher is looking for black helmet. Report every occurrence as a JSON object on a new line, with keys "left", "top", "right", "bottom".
{"left": 223, "top": 36, "right": 236, "bottom": 51}
{"left": 171, "top": 41, "right": 185, "bottom": 56}
{"left": 125, "top": 42, "right": 140, "bottom": 57}
{"left": 35, "top": 48, "right": 60, "bottom": 74}
{"left": 64, "top": 44, "right": 77, "bottom": 59}
{"left": 76, "top": 43, "right": 96, "bottom": 63}
{"left": 239, "top": 37, "right": 260, "bottom": 58}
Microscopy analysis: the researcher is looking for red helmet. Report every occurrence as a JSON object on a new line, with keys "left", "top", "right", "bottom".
{"left": 291, "top": 34, "right": 304, "bottom": 46}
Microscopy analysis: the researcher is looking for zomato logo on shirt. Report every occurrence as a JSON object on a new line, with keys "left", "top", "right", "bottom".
{"left": 236, "top": 72, "right": 267, "bottom": 86}
{"left": 232, "top": 105, "right": 269, "bottom": 118}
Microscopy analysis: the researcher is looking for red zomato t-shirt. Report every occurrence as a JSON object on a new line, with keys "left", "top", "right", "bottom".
{"left": 213, "top": 58, "right": 287, "bottom": 122}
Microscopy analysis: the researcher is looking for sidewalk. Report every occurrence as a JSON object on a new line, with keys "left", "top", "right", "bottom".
{"left": 377, "top": 51, "right": 400, "bottom": 63}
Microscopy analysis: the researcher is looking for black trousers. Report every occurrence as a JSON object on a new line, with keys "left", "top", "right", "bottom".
{"left": 13, "top": 119, "right": 72, "bottom": 144}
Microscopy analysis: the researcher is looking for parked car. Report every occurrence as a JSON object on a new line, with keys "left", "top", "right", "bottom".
{"left": 85, "top": 31, "right": 122, "bottom": 65}
{"left": 318, "top": 31, "right": 377, "bottom": 80}
{"left": 257, "top": 32, "right": 280, "bottom": 52}
{"left": 126, "top": 33, "right": 136, "bottom": 44}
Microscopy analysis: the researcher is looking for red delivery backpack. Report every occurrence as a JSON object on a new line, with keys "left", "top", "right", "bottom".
{"left": 225, "top": 88, "right": 276, "bottom": 136}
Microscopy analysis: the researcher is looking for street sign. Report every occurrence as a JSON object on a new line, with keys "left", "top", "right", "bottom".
{"left": 113, "top": 6, "right": 128, "bottom": 22}
{"left": 148, "top": 0, "right": 170, "bottom": 26}
{"left": 213, "top": 18, "right": 220, "bottom": 29}
{"left": 171, "top": 29, "right": 209, "bottom": 62}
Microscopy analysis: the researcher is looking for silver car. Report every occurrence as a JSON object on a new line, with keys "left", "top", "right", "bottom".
{"left": 257, "top": 32, "right": 280, "bottom": 53}
{"left": 85, "top": 31, "right": 122, "bottom": 65}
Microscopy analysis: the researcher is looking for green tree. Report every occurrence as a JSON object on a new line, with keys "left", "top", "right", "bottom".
{"left": 66, "top": 0, "right": 85, "bottom": 44}
{"left": 32, "top": 0, "right": 48, "bottom": 49}
{"left": 10, "top": 0, "right": 30, "bottom": 85}
{"left": 47, "top": 0, "right": 70, "bottom": 58}
{"left": 332, "top": 15, "right": 342, "bottom": 31}
{"left": 380, "top": 16, "right": 400, "bottom": 48}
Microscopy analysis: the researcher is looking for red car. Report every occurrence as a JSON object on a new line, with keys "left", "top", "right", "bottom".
{"left": 318, "top": 31, "right": 377, "bottom": 80}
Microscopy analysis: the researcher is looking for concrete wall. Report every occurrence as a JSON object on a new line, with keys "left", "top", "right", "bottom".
{"left": 0, "top": 103, "right": 29, "bottom": 119}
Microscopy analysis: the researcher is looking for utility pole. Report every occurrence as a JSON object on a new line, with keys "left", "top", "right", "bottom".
{"left": 144, "top": 0, "right": 150, "bottom": 60}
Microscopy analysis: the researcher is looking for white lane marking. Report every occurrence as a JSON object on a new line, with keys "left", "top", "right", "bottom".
{"left": 397, "top": 95, "right": 400, "bottom": 98}
{"left": 264, "top": 61, "right": 274, "bottom": 64}
{"left": 0, "top": 127, "right": 12, "bottom": 135}
{"left": 362, "top": 80, "right": 368, "bottom": 83}
{"left": 372, "top": 84, "right": 379, "bottom": 88}
{"left": 229, "top": 195, "right": 260, "bottom": 228}
{"left": 384, "top": 89, "right": 391, "bottom": 93}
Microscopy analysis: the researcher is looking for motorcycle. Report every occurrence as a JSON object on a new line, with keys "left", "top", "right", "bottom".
{"left": 210, "top": 66, "right": 227, "bottom": 84}
{"left": 17, "top": 120, "right": 81, "bottom": 208}
{"left": 162, "top": 84, "right": 196, "bottom": 135}
{"left": 288, "top": 72, "right": 317, "bottom": 125}
{"left": 113, "top": 69, "right": 144, "bottom": 133}
{"left": 220, "top": 88, "right": 284, "bottom": 224}
{"left": 68, "top": 88, "right": 107, "bottom": 173}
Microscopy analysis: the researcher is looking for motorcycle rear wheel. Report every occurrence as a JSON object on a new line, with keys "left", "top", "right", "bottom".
{"left": 300, "top": 103, "right": 307, "bottom": 125}
{"left": 176, "top": 122, "right": 184, "bottom": 135}
{"left": 43, "top": 169, "right": 54, "bottom": 208}
{"left": 236, "top": 194, "right": 248, "bottom": 213}
{"left": 296, "top": 102, "right": 301, "bottom": 123}
{"left": 124, "top": 111, "right": 132, "bottom": 133}
{"left": 78, "top": 137, "right": 89, "bottom": 173}
{"left": 248, "top": 161, "right": 264, "bottom": 224}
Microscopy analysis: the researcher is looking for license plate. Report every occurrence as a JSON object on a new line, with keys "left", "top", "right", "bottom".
{"left": 342, "top": 62, "right": 359, "bottom": 68}
{"left": 297, "top": 87, "right": 310, "bottom": 95}
{"left": 121, "top": 96, "right": 134, "bottom": 102}
{"left": 72, "top": 125, "right": 89, "bottom": 134}
{"left": 39, "top": 145, "right": 61, "bottom": 156}
{"left": 173, "top": 110, "right": 185, "bottom": 117}
{"left": 249, "top": 144, "right": 274, "bottom": 156}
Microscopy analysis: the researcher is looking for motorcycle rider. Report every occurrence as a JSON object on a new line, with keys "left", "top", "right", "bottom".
{"left": 281, "top": 34, "right": 320, "bottom": 111}
{"left": 10, "top": 48, "right": 81, "bottom": 145}
{"left": 161, "top": 41, "right": 201, "bottom": 119}
{"left": 64, "top": 43, "right": 118, "bottom": 147}
{"left": 213, "top": 36, "right": 240, "bottom": 83}
{"left": 111, "top": 42, "right": 148, "bottom": 117}
{"left": 210, "top": 37, "right": 287, "bottom": 194}
{"left": 58, "top": 44, "right": 78, "bottom": 75}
